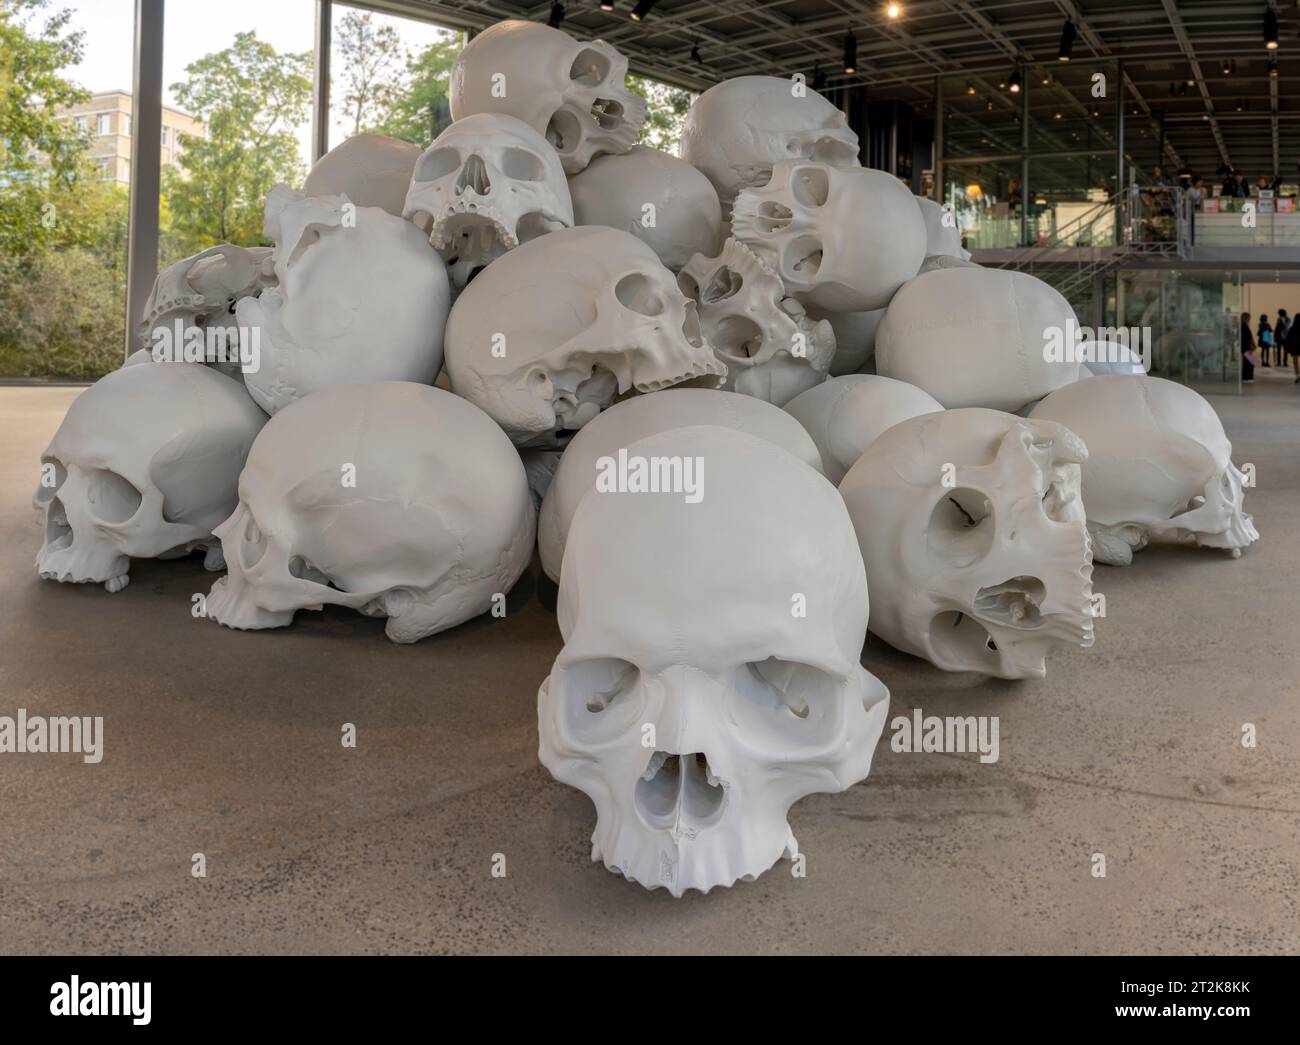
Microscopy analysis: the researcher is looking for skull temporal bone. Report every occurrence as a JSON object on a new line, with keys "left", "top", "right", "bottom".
{"left": 449, "top": 19, "right": 646, "bottom": 175}
{"left": 403, "top": 112, "right": 574, "bottom": 292}
{"left": 205, "top": 381, "right": 534, "bottom": 643}
{"left": 732, "top": 161, "right": 927, "bottom": 312}
{"left": 35, "top": 363, "right": 266, "bottom": 592}
{"left": 840, "top": 408, "right": 1095, "bottom": 679}
{"left": 444, "top": 225, "right": 725, "bottom": 448}
{"left": 1029, "top": 374, "right": 1258, "bottom": 565}
{"left": 539, "top": 425, "right": 889, "bottom": 895}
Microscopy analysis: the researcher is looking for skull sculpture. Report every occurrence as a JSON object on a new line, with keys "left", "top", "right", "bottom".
{"left": 677, "top": 238, "right": 835, "bottom": 405}
{"left": 784, "top": 375, "right": 944, "bottom": 485}
{"left": 138, "top": 244, "right": 276, "bottom": 378}
{"left": 444, "top": 225, "right": 725, "bottom": 448}
{"left": 35, "top": 363, "right": 267, "bottom": 592}
{"left": 403, "top": 112, "right": 574, "bottom": 291}
{"left": 303, "top": 132, "right": 421, "bottom": 217}
{"left": 840, "top": 408, "right": 1095, "bottom": 679}
{"left": 805, "top": 306, "right": 886, "bottom": 376}
{"left": 449, "top": 19, "right": 646, "bottom": 175}
{"left": 914, "top": 195, "right": 971, "bottom": 263}
{"left": 537, "top": 388, "right": 824, "bottom": 582}
{"left": 539, "top": 424, "right": 888, "bottom": 895}
{"left": 206, "top": 381, "right": 534, "bottom": 643}
{"left": 568, "top": 145, "right": 723, "bottom": 271}
{"left": 680, "top": 75, "right": 860, "bottom": 219}
{"left": 1029, "top": 374, "right": 1258, "bottom": 566}
{"left": 237, "top": 187, "right": 450, "bottom": 415}
{"left": 732, "top": 161, "right": 926, "bottom": 312}
{"left": 875, "top": 266, "right": 1081, "bottom": 412}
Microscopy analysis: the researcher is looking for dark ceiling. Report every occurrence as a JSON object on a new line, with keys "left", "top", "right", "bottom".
{"left": 367, "top": 0, "right": 1300, "bottom": 178}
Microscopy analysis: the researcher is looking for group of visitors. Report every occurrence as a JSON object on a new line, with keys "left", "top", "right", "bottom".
{"left": 1241, "top": 309, "right": 1300, "bottom": 383}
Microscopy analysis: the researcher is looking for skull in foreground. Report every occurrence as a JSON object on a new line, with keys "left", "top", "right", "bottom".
{"left": 840, "top": 408, "right": 1095, "bottom": 679}
{"left": 539, "top": 425, "right": 888, "bottom": 895}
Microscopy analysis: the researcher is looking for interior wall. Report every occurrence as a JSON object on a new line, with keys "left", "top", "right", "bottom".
{"left": 1244, "top": 281, "right": 1300, "bottom": 321}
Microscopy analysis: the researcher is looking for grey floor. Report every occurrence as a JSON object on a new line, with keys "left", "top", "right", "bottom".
{"left": 1, "top": 375, "right": 1298, "bottom": 955}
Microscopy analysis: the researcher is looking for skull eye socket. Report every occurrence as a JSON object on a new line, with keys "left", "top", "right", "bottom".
{"left": 927, "top": 487, "right": 995, "bottom": 565}
{"left": 501, "top": 147, "right": 545, "bottom": 182}
{"left": 614, "top": 273, "right": 664, "bottom": 316}
{"left": 415, "top": 146, "right": 461, "bottom": 181}
{"left": 35, "top": 457, "right": 66, "bottom": 504}
{"left": 559, "top": 657, "right": 642, "bottom": 741}
{"left": 84, "top": 468, "right": 142, "bottom": 526}
{"left": 569, "top": 47, "right": 612, "bottom": 87}
{"left": 790, "top": 167, "right": 830, "bottom": 207}
{"left": 239, "top": 513, "right": 269, "bottom": 571}
{"left": 727, "top": 659, "right": 843, "bottom": 751}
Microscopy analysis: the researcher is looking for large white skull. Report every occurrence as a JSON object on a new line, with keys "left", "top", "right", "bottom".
{"left": 138, "top": 244, "right": 276, "bottom": 378}
{"left": 840, "top": 408, "right": 1095, "bottom": 679}
{"left": 539, "top": 425, "right": 888, "bottom": 896}
{"left": 537, "top": 388, "right": 824, "bottom": 582}
{"left": 444, "top": 225, "right": 725, "bottom": 448}
{"left": 237, "top": 187, "right": 450, "bottom": 415}
{"left": 303, "top": 133, "right": 421, "bottom": 217}
{"left": 732, "top": 161, "right": 926, "bottom": 311}
{"left": 784, "top": 374, "right": 944, "bottom": 485}
{"left": 1029, "top": 375, "right": 1258, "bottom": 565}
{"left": 449, "top": 19, "right": 645, "bottom": 175}
{"left": 35, "top": 363, "right": 266, "bottom": 592}
{"left": 568, "top": 145, "right": 723, "bottom": 272}
{"left": 875, "top": 267, "right": 1080, "bottom": 412}
{"left": 914, "top": 194, "right": 971, "bottom": 263}
{"left": 680, "top": 75, "right": 860, "bottom": 219}
{"left": 206, "top": 382, "right": 534, "bottom": 643}
{"left": 677, "top": 238, "right": 834, "bottom": 405}
{"left": 403, "top": 112, "right": 573, "bottom": 291}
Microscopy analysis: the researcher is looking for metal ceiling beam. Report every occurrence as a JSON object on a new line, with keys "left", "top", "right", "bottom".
{"left": 1159, "top": 0, "right": 1232, "bottom": 169}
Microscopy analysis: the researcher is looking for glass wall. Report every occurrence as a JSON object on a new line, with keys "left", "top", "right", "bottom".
{"left": 328, "top": 5, "right": 464, "bottom": 153}
{"left": 939, "top": 59, "right": 1123, "bottom": 252}
{"left": 0, "top": 0, "right": 135, "bottom": 381}
{"left": 1117, "top": 269, "right": 1241, "bottom": 393}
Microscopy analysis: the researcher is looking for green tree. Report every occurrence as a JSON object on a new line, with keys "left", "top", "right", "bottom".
{"left": 0, "top": 0, "right": 91, "bottom": 258}
{"left": 162, "top": 31, "right": 311, "bottom": 256}
{"left": 626, "top": 74, "right": 693, "bottom": 155}
{"left": 335, "top": 9, "right": 405, "bottom": 137}
{"left": 372, "top": 35, "right": 462, "bottom": 146}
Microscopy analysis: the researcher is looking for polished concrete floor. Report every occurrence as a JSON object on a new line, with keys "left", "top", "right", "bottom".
{"left": 1, "top": 376, "right": 1298, "bottom": 955}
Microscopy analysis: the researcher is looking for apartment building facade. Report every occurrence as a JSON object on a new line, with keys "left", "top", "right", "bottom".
{"left": 60, "top": 90, "right": 204, "bottom": 186}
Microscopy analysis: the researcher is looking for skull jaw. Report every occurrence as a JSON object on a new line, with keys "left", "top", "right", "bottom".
{"left": 36, "top": 542, "right": 130, "bottom": 590}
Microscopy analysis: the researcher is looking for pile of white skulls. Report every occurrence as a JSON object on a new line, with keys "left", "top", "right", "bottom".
{"left": 34, "top": 18, "right": 1258, "bottom": 897}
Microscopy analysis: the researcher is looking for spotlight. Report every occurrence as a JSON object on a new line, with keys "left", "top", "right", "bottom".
{"left": 997, "top": 74, "right": 1006, "bottom": 89}
{"left": 1008, "top": 69, "right": 1022, "bottom": 93}
{"left": 547, "top": 2, "right": 565, "bottom": 28}
{"left": 1270, "top": 57, "right": 1279, "bottom": 77}
{"left": 986, "top": 97, "right": 994, "bottom": 111}
{"left": 691, "top": 41, "right": 703, "bottom": 64}
{"left": 812, "top": 63, "right": 826, "bottom": 90}
{"left": 1266, "top": 9, "right": 1280, "bottom": 50}
{"left": 1041, "top": 72, "right": 1051, "bottom": 86}
{"left": 886, "top": 1, "right": 902, "bottom": 18}
{"left": 629, "top": 0, "right": 657, "bottom": 21}
{"left": 1091, "top": 107, "right": 1101, "bottom": 118}
{"left": 1054, "top": 110, "right": 1064, "bottom": 120}
{"left": 1058, "top": 19, "right": 1076, "bottom": 62}
{"left": 843, "top": 32, "right": 857, "bottom": 75}
{"left": 966, "top": 80, "right": 976, "bottom": 95}
{"left": 600, "top": 0, "right": 615, "bottom": 10}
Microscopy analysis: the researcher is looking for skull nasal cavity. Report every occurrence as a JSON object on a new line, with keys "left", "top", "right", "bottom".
{"left": 635, "top": 752, "right": 725, "bottom": 828}
{"left": 456, "top": 155, "right": 491, "bottom": 196}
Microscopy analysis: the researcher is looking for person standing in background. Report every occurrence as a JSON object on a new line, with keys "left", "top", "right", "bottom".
{"left": 1258, "top": 314, "right": 1274, "bottom": 367}
{"left": 1286, "top": 308, "right": 1300, "bottom": 383}
{"left": 1278, "top": 309, "right": 1293, "bottom": 369}
{"left": 1242, "top": 313, "right": 1256, "bottom": 384}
